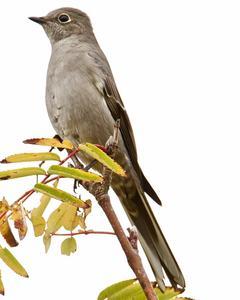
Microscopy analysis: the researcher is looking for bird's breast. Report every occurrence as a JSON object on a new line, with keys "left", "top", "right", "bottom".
{"left": 46, "top": 46, "right": 115, "bottom": 148}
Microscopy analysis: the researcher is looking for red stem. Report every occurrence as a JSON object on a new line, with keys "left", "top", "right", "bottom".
{"left": 52, "top": 230, "right": 116, "bottom": 237}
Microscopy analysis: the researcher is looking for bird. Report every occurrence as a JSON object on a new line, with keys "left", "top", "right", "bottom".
{"left": 29, "top": 7, "right": 185, "bottom": 290}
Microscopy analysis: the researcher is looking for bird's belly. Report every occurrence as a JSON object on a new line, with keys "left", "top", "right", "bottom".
{"left": 46, "top": 90, "right": 115, "bottom": 147}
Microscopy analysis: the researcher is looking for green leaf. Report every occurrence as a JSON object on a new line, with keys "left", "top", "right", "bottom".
{"left": 1, "top": 152, "right": 60, "bottom": 163}
{"left": 79, "top": 143, "right": 126, "bottom": 177}
{"left": 48, "top": 165, "right": 103, "bottom": 182}
{"left": 23, "top": 138, "right": 73, "bottom": 149}
{"left": 34, "top": 183, "right": 89, "bottom": 209}
{"left": 0, "top": 246, "right": 28, "bottom": 277}
{"left": 0, "top": 167, "right": 46, "bottom": 180}
{"left": 31, "top": 215, "right": 46, "bottom": 237}
{"left": 43, "top": 232, "right": 51, "bottom": 253}
{"left": 98, "top": 280, "right": 183, "bottom": 300}
{"left": 61, "top": 237, "right": 77, "bottom": 256}
{"left": 0, "top": 271, "right": 4, "bottom": 295}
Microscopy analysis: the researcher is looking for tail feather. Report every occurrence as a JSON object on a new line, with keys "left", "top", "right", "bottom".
{"left": 112, "top": 174, "right": 185, "bottom": 290}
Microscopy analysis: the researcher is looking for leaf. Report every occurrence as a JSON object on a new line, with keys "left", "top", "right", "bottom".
{"left": 43, "top": 232, "right": 51, "bottom": 253}
{"left": 31, "top": 216, "right": 46, "bottom": 237}
{"left": 79, "top": 143, "right": 126, "bottom": 177}
{"left": 0, "top": 271, "right": 4, "bottom": 295}
{"left": 78, "top": 215, "right": 86, "bottom": 230}
{"left": 11, "top": 203, "right": 28, "bottom": 240}
{"left": 98, "top": 279, "right": 137, "bottom": 300}
{"left": 61, "top": 237, "right": 77, "bottom": 256}
{"left": 48, "top": 165, "right": 103, "bottom": 182}
{"left": 46, "top": 202, "right": 79, "bottom": 233}
{"left": 83, "top": 199, "right": 92, "bottom": 219}
{"left": 176, "top": 298, "right": 194, "bottom": 300}
{"left": 61, "top": 203, "right": 78, "bottom": 231}
{"left": 97, "top": 280, "right": 182, "bottom": 300}
{"left": 0, "top": 198, "right": 9, "bottom": 214}
{"left": 0, "top": 167, "right": 46, "bottom": 181}
{"left": 31, "top": 194, "right": 51, "bottom": 219}
{"left": 154, "top": 287, "right": 182, "bottom": 300}
{"left": 31, "top": 181, "right": 58, "bottom": 236}
{"left": 0, "top": 198, "right": 18, "bottom": 247}
{"left": 34, "top": 183, "right": 89, "bottom": 209}
{"left": 31, "top": 179, "right": 58, "bottom": 219}
{"left": 1, "top": 152, "right": 60, "bottom": 163}
{"left": 0, "top": 246, "right": 28, "bottom": 277}
{"left": 47, "top": 203, "right": 67, "bottom": 233}
{"left": 23, "top": 138, "right": 73, "bottom": 150}
{"left": 0, "top": 219, "right": 18, "bottom": 247}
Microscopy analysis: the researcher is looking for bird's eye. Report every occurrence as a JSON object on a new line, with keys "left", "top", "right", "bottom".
{"left": 58, "top": 13, "right": 71, "bottom": 24}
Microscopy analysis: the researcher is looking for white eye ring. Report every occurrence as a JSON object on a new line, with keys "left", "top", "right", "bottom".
{"left": 58, "top": 13, "right": 71, "bottom": 24}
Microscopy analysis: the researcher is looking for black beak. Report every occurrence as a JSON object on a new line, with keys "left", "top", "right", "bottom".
{"left": 28, "top": 16, "right": 47, "bottom": 25}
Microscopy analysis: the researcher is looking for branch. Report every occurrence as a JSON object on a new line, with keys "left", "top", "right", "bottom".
{"left": 78, "top": 120, "right": 158, "bottom": 300}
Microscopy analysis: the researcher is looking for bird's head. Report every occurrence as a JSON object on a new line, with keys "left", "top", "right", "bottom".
{"left": 29, "top": 7, "right": 93, "bottom": 44}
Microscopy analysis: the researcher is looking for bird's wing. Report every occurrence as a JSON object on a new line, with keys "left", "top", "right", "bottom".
{"left": 103, "top": 76, "right": 139, "bottom": 169}
{"left": 103, "top": 76, "right": 161, "bottom": 205}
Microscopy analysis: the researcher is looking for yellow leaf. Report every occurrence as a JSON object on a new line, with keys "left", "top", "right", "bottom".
{"left": 31, "top": 216, "right": 45, "bottom": 237}
{"left": 31, "top": 179, "right": 58, "bottom": 219}
{"left": 79, "top": 143, "right": 126, "bottom": 177}
{"left": 23, "top": 138, "right": 73, "bottom": 150}
{"left": 78, "top": 215, "right": 86, "bottom": 230}
{"left": 0, "top": 199, "right": 18, "bottom": 247}
{"left": 46, "top": 203, "right": 67, "bottom": 233}
{"left": 176, "top": 298, "right": 194, "bottom": 300}
{"left": 0, "top": 219, "right": 18, "bottom": 247}
{"left": 61, "top": 203, "right": 78, "bottom": 231}
{"left": 155, "top": 287, "right": 182, "bottom": 299}
{"left": 98, "top": 280, "right": 183, "bottom": 300}
{"left": 34, "top": 183, "right": 89, "bottom": 209}
{"left": 83, "top": 199, "right": 92, "bottom": 220}
{"left": 46, "top": 202, "right": 79, "bottom": 233}
{"left": 43, "top": 232, "right": 51, "bottom": 253}
{"left": 0, "top": 271, "right": 4, "bottom": 295}
{"left": 11, "top": 203, "right": 27, "bottom": 240}
{"left": 48, "top": 165, "right": 103, "bottom": 182}
{"left": 97, "top": 279, "right": 137, "bottom": 300}
{"left": 0, "top": 167, "right": 46, "bottom": 181}
{"left": 61, "top": 237, "right": 77, "bottom": 256}
{"left": 0, "top": 198, "right": 9, "bottom": 214}
{"left": 1, "top": 152, "right": 60, "bottom": 163}
{"left": 0, "top": 246, "right": 28, "bottom": 277}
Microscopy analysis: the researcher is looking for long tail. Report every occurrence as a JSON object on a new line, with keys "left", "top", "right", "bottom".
{"left": 112, "top": 173, "right": 185, "bottom": 290}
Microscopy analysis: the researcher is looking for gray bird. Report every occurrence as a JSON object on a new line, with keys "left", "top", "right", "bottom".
{"left": 29, "top": 7, "right": 185, "bottom": 290}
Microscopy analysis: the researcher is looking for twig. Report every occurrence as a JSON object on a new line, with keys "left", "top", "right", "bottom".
{"left": 51, "top": 230, "right": 116, "bottom": 237}
{"left": 78, "top": 120, "right": 158, "bottom": 300}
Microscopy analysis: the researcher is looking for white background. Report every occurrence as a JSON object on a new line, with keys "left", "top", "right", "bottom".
{"left": 0, "top": 1, "right": 239, "bottom": 299}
